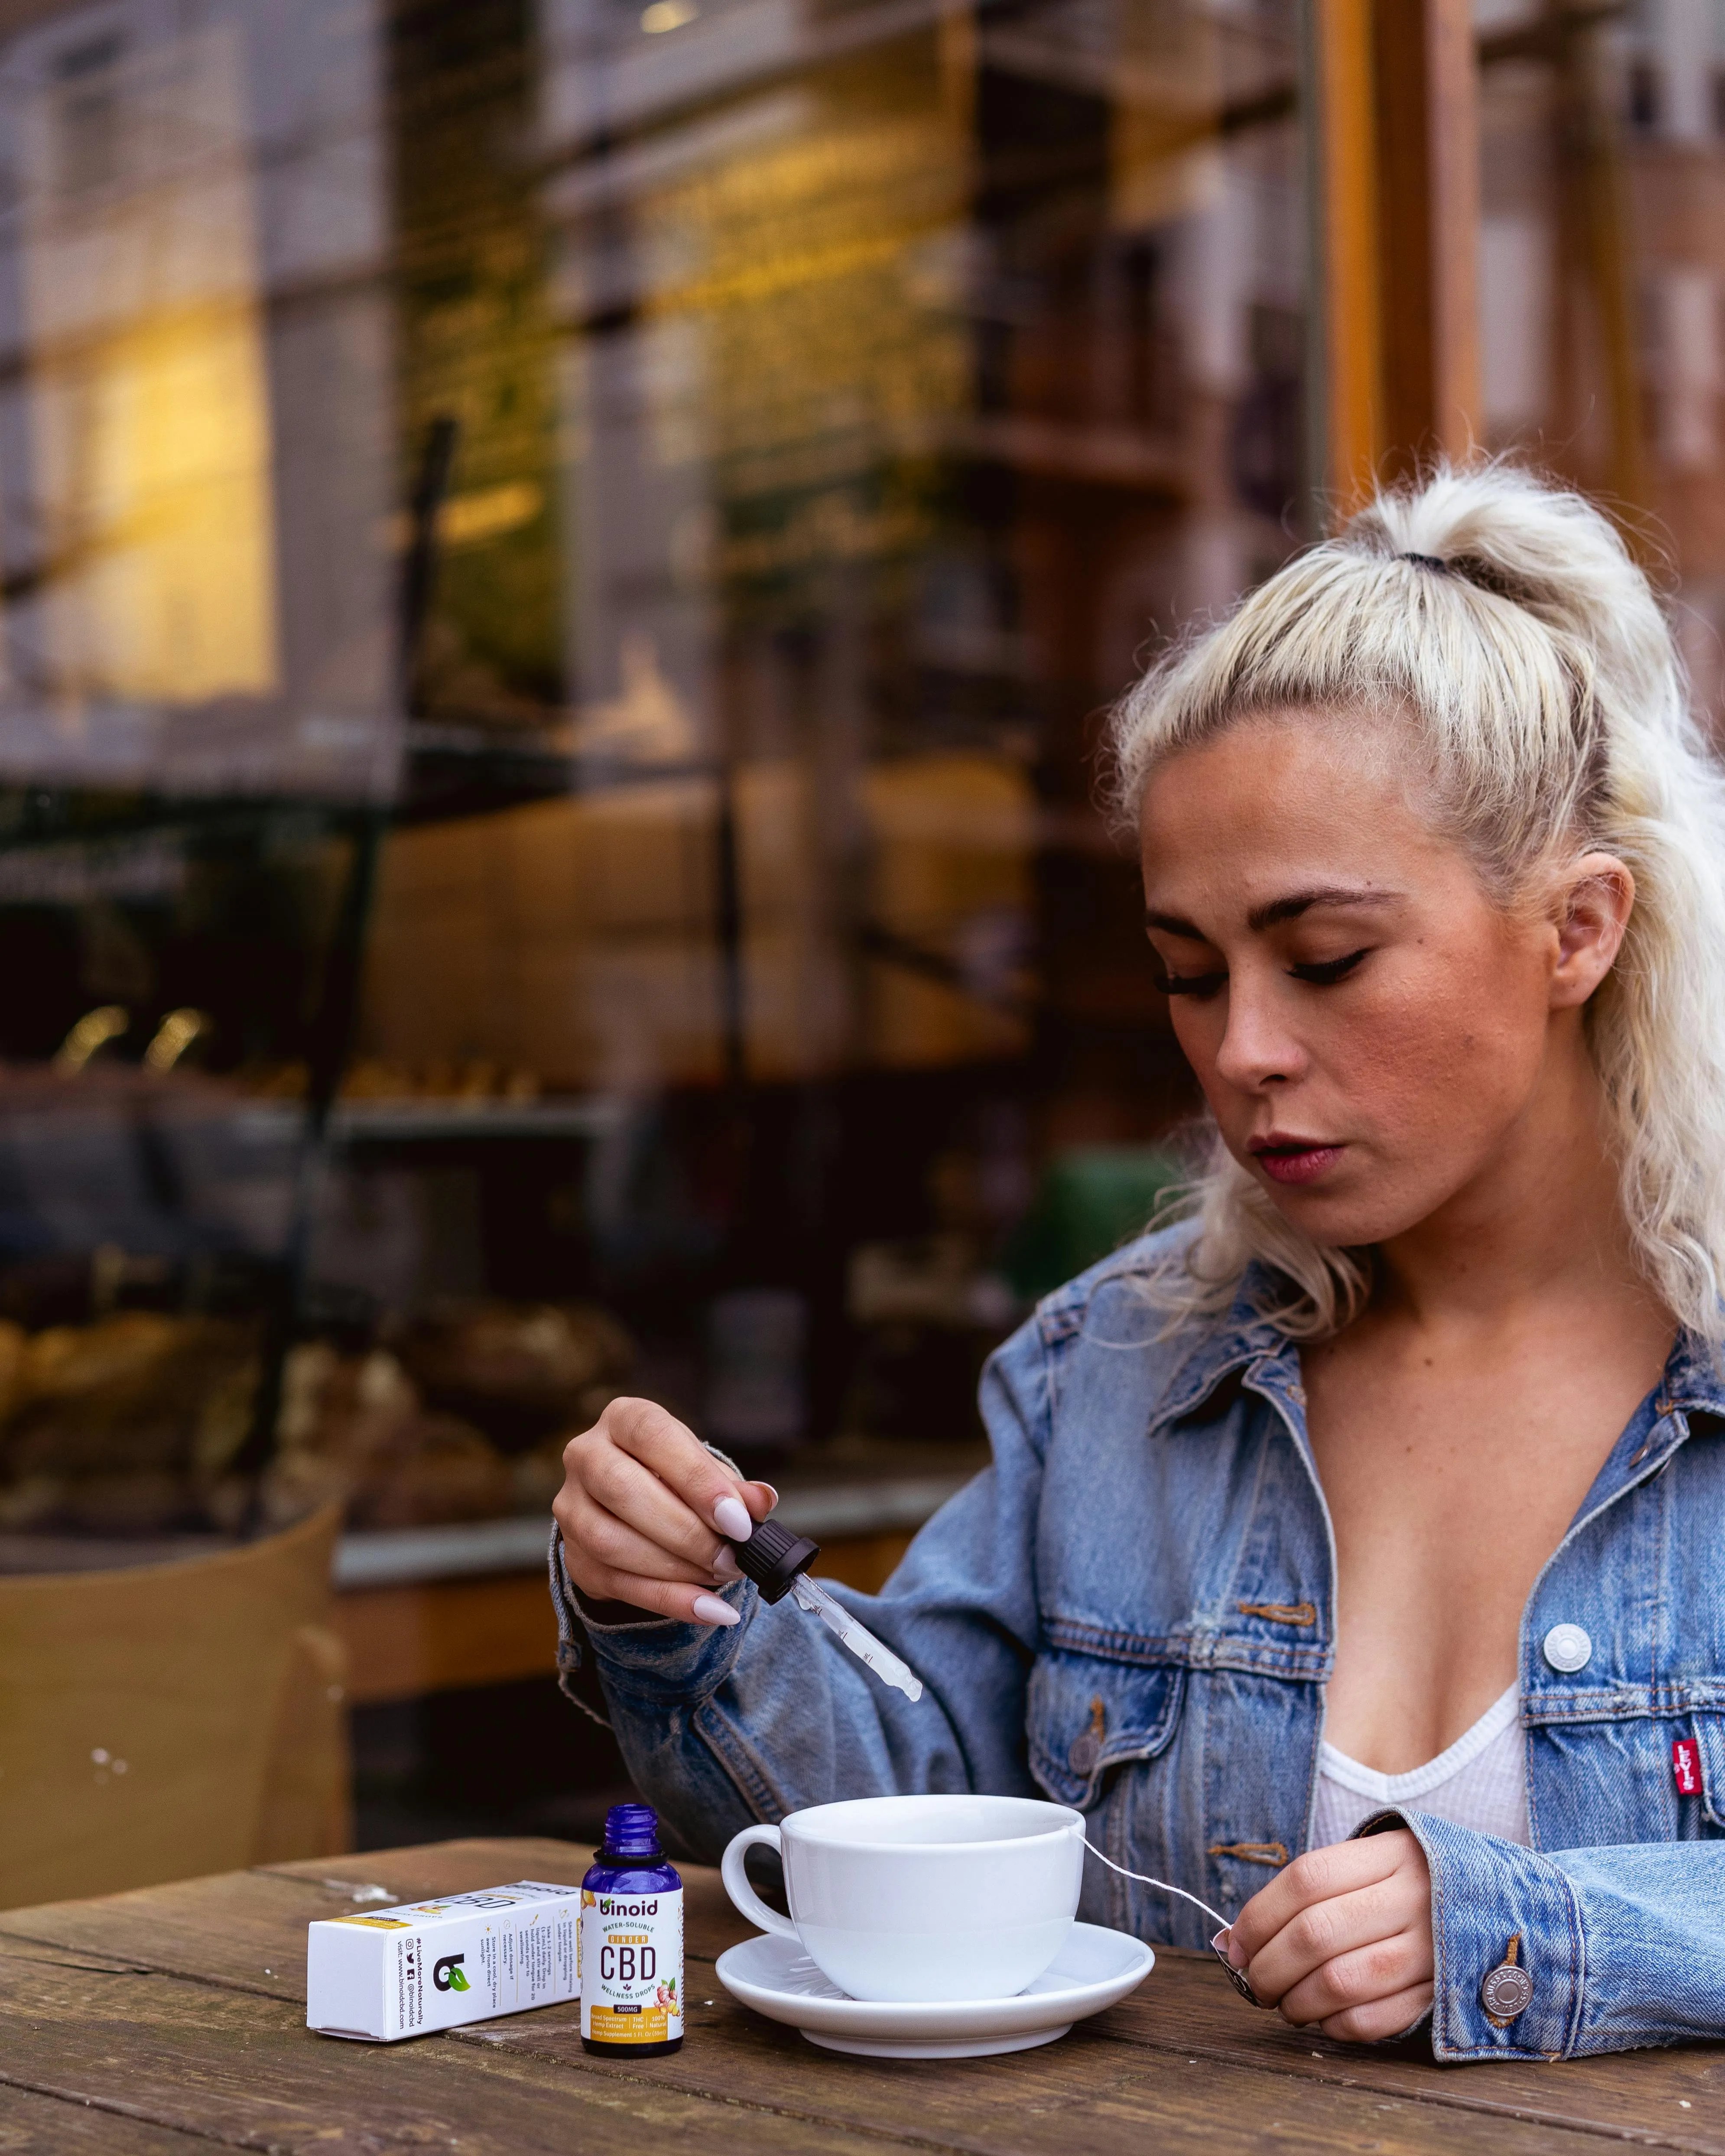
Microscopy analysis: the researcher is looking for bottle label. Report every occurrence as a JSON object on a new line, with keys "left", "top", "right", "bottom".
{"left": 580, "top": 1885, "right": 683, "bottom": 2046}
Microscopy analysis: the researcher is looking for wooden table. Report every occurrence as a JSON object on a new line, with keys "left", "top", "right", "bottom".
{"left": 0, "top": 1838, "right": 1718, "bottom": 2154}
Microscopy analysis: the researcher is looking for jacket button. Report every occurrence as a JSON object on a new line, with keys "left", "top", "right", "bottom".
{"left": 1068, "top": 1732, "right": 1101, "bottom": 1775}
{"left": 1542, "top": 1623, "right": 1592, "bottom": 1673}
{"left": 1480, "top": 1960, "right": 1534, "bottom": 2021}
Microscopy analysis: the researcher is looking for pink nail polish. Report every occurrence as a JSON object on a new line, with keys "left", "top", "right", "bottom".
{"left": 712, "top": 1494, "right": 754, "bottom": 1542}
{"left": 692, "top": 1592, "right": 741, "bottom": 1627}
{"left": 756, "top": 1483, "right": 780, "bottom": 1510}
{"left": 711, "top": 1548, "right": 744, "bottom": 1581}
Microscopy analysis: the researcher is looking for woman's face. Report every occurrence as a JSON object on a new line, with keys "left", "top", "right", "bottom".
{"left": 1137, "top": 708, "right": 1626, "bottom": 1250}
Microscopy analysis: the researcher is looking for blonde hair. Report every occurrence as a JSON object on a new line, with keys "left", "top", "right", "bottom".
{"left": 1107, "top": 461, "right": 1725, "bottom": 1344}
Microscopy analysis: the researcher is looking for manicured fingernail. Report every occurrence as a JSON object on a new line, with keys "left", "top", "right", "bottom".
{"left": 757, "top": 1482, "right": 780, "bottom": 1510}
{"left": 692, "top": 1592, "right": 741, "bottom": 1627}
{"left": 712, "top": 1494, "right": 754, "bottom": 1541}
{"left": 1225, "top": 1932, "right": 1244, "bottom": 1969}
{"left": 711, "top": 1547, "right": 744, "bottom": 1581}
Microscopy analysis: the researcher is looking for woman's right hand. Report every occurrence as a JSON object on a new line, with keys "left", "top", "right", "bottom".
{"left": 553, "top": 1396, "right": 778, "bottom": 1627}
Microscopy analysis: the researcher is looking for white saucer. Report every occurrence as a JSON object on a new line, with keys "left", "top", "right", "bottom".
{"left": 714, "top": 1922, "right": 1155, "bottom": 2058}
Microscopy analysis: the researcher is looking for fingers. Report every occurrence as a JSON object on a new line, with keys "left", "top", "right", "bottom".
{"left": 1226, "top": 1831, "right": 1434, "bottom": 2044}
{"left": 604, "top": 1396, "right": 766, "bottom": 1526}
{"left": 1273, "top": 1922, "right": 1434, "bottom": 2028}
{"left": 1241, "top": 1860, "right": 1430, "bottom": 2008}
{"left": 558, "top": 1478, "right": 734, "bottom": 1591}
{"left": 1228, "top": 1836, "right": 1411, "bottom": 1971}
{"left": 553, "top": 1396, "right": 779, "bottom": 1625}
{"left": 1318, "top": 1981, "right": 1434, "bottom": 2045}
{"left": 564, "top": 1549, "right": 744, "bottom": 1629}
{"left": 577, "top": 1435, "right": 733, "bottom": 1572}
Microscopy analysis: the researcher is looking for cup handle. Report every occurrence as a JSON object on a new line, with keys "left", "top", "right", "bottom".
{"left": 721, "top": 1822, "right": 798, "bottom": 1940}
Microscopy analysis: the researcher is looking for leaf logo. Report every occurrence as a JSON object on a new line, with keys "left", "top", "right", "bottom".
{"left": 432, "top": 1953, "right": 470, "bottom": 1993}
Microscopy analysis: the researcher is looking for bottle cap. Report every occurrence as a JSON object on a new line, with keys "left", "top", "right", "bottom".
{"left": 730, "top": 1516, "right": 820, "bottom": 1604}
{"left": 600, "top": 1802, "right": 662, "bottom": 1858}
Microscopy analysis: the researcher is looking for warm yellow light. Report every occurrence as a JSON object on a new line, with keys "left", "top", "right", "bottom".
{"left": 641, "top": 0, "right": 698, "bottom": 29}
{"left": 29, "top": 299, "right": 280, "bottom": 705}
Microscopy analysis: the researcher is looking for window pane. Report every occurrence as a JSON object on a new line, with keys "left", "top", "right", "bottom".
{"left": 0, "top": 0, "right": 1307, "bottom": 1550}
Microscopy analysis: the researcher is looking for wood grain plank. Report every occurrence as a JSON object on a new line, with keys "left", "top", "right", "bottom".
{"left": 677, "top": 1865, "right": 1725, "bottom": 2151}
{"left": 0, "top": 1953, "right": 907, "bottom": 2156}
{"left": 263, "top": 1835, "right": 593, "bottom": 1900}
{"left": 0, "top": 2079, "right": 215, "bottom": 2151}
{"left": 0, "top": 1838, "right": 598, "bottom": 2005}
{"left": 468, "top": 1990, "right": 1642, "bottom": 2156}
{"left": 1092, "top": 1946, "right": 1725, "bottom": 2149}
{"left": 11, "top": 1838, "right": 1721, "bottom": 2153}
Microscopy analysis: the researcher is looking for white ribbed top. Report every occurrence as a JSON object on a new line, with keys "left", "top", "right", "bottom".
{"left": 1309, "top": 1683, "right": 1530, "bottom": 1850}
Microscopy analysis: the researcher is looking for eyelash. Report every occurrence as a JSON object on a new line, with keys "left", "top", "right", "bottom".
{"left": 1160, "top": 950, "right": 1370, "bottom": 999}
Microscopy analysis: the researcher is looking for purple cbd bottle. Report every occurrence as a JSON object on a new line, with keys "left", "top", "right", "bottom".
{"left": 579, "top": 1803, "right": 684, "bottom": 2055}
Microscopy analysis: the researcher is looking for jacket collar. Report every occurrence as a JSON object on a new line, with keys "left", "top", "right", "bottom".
{"left": 1150, "top": 1264, "right": 1725, "bottom": 1454}
{"left": 1659, "top": 1328, "right": 1725, "bottom": 1423}
{"left": 1149, "top": 1263, "right": 1295, "bottom": 1434}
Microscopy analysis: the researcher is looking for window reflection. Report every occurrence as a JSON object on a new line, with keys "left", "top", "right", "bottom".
{"left": 0, "top": 0, "right": 1306, "bottom": 1547}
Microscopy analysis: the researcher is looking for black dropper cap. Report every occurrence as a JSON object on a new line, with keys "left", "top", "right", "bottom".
{"left": 730, "top": 1516, "right": 820, "bottom": 1604}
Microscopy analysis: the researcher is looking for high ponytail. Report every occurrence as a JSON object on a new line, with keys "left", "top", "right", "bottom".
{"left": 1106, "top": 461, "right": 1725, "bottom": 1346}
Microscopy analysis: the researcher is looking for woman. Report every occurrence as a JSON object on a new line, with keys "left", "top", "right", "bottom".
{"left": 551, "top": 464, "right": 1725, "bottom": 2062}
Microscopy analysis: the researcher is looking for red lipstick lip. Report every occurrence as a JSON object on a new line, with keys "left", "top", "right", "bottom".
{"left": 1248, "top": 1136, "right": 1344, "bottom": 1187}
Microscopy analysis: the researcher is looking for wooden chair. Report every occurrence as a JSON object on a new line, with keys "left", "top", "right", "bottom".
{"left": 0, "top": 1501, "right": 352, "bottom": 1907}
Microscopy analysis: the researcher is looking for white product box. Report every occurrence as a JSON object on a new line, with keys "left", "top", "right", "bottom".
{"left": 307, "top": 1880, "right": 580, "bottom": 2042}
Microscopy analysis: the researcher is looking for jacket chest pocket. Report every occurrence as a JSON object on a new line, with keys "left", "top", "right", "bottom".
{"left": 1028, "top": 1646, "right": 1186, "bottom": 1811}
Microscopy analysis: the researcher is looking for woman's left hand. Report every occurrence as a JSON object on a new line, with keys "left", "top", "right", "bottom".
{"left": 1221, "top": 1829, "right": 1434, "bottom": 2042}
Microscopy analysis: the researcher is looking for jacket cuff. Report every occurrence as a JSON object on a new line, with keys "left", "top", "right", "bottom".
{"left": 1359, "top": 1808, "right": 1583, "bottom": 2060}
{"left": 546, "top": 1523, "right": 753, "bottom": 1711}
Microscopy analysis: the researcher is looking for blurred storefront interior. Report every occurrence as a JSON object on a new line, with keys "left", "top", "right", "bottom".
{"left": 0, "top": 0, "right": 1717, "bottom": 1870}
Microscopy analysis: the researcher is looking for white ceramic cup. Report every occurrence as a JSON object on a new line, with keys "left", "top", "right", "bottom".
{"left": 720, "top": 1793, "right": 1085, "bottom": 2003}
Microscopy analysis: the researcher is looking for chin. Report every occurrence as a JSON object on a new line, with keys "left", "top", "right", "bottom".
{"left": 1252, "top": 1169, "right": 1434, "bottom": 1250}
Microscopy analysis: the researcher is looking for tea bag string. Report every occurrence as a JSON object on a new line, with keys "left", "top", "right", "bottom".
{"left": 1082, "top": 1837, "right": 1233, "bottom": 1935}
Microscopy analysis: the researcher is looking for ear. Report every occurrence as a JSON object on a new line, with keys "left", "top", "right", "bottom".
{"left": 1550, "top": 852, "right": 1634, "bottom": 1009}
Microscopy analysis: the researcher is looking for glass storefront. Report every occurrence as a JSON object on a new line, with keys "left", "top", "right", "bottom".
{"left": 0, "top": 0, "right": 1311, "bottom": 1552}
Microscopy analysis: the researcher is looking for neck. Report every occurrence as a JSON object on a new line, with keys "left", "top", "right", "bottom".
{"left": 1371, "top": 1019, "right": 1660, "bottom": 1338}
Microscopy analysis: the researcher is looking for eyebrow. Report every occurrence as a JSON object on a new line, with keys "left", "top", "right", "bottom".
{"left": 1143, "top": 888, "right": 1404, "bottom": 939}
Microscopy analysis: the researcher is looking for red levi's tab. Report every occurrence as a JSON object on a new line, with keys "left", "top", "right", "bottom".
{"left": 1673, "top": 1738, "right": 1702, "bottom": 1797}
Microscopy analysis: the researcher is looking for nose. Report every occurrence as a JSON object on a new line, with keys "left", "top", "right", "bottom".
{"left": 1212, "top": 971, "right": 1309, "bottom": 1094}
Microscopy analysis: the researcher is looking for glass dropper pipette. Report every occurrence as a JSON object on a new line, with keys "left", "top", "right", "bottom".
{"left": 724, "top": 1515, "right": 923, "bottom": 1702}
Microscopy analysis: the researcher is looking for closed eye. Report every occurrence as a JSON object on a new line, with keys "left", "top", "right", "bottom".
{"left": 1161, "top": 968, "right": 1227, "bottom": 998}
{"left": 1291, "top": 949, "right": 1368, "bottom": 985}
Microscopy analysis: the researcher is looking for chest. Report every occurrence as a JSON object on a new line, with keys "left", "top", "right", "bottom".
{"left": 1300, "top": 1336, "right": 1662, "bottom": 1619}
{"left": 1030, "top": 1356, "right": 1725, "bottom": 1938}
{"left": 1034, "top": 1348, "right": 1725, "bottom": 1744}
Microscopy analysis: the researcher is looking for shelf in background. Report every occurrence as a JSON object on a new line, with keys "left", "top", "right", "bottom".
{"left": 331, "top": 1467, "right": 976, "bottom": 1703}
{"left": 231, "top": 1097, "right": 630, "bottom": 1145}
{"left": 333, "top": 1470, "right": 974, "bottom": 1589}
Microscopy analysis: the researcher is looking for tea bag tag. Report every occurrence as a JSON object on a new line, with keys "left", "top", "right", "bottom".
{"left": 1081, "top": 1840, "right": 1270, "bottom": 2007}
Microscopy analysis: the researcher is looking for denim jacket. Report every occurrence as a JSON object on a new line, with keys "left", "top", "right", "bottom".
{"left": 551, "top": 1228, "right": 1725, "bottom": 2062}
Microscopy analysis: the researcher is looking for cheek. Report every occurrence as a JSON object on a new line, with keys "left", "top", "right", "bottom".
{"left": 1329, "top": 955, "right": 1549, "bottom": 1139}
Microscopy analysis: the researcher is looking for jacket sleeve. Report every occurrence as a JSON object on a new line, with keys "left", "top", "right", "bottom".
{"left": 548, "top": 1310, "right": 1057, "bottom": 1864}
{"left": 1381, "top": 1812, "right": 1725, "bottom": 2059}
